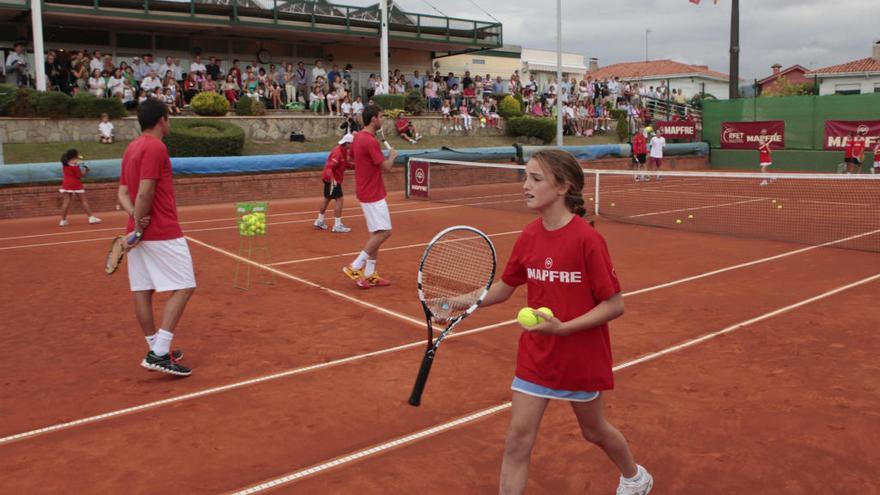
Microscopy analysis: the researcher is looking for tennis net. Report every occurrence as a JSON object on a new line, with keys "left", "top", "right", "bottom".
{"left": 405, "top": 158, "right": 880, "bottom": 252}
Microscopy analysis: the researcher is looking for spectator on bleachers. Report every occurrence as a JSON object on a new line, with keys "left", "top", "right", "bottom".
{"left": 108, "top": 68, "right": 125, "bottom": 98}
{"left": 183, "top": 72, "right": 199, "bottom": 104}
{"left": 310, "top": 83, "right": 325, "bottom": 113}
{"left": 206, "top": 56, "right": 221, "bottom": 82}
{"left": 121, "top": 80, "right": 137, "bottom": 109}
{"left": 221, "top": 74, "right": 240, "bottom": 104}
{"left": 88, "top": 69, "right": 105, "bottom": 97}
{"left": 425, "top": 79, "right": 440, "bottom": 111}
{"left": 45, "top": 51, "right": 66, "bottom": 92}
{"left": 311, "top": 60, "right": 326, "bottom": 87}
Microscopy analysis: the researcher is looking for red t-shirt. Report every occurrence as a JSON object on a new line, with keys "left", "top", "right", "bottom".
{"left": 61, "top": 165, "right": 83, "bottom": 190}
{"left": 119, "top": 134, "right": 183, "bottom": 241}
{"left": 502, "top": 216, "right": 621, "bottom": 391}
{"left": 758, "top": 142, "right": 771, "bottom": 164}
{"left": 632, "top": 133, "right": 647, "bottom": 155}
{"left": 850, "top": 137, "right": 866, "bottom": 160}
{"left": 321, "top": 145, "right": 354, "bottom": 184}
{"left": 352, "top": 131, "right": 387, "bottom": 203}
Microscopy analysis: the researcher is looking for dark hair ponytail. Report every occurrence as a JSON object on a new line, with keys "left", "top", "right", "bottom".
{"left": 531, "top": 149, "right": 587, "bottom": 217}
{"left": 60, "top": 149, "right": 79, "bottom": 166}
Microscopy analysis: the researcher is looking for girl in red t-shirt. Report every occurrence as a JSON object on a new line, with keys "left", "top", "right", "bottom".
{"left": 476, "top": 150, "right": 652, "bottom": 494}
{"left": 59, "top": 149, "right": 101, "bottom": 227}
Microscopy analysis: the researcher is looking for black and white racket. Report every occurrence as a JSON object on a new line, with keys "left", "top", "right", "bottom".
{"left": 408, "top": 226, "right": 496, "bottom": 406}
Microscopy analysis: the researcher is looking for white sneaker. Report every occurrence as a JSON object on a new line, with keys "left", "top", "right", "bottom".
{"left": 59, "top": 219, "right": 69, "bottom": 227}
{"left": 616, "top": 465, "right": 653, "bottom": 495}
{"left": 314, "top": 219, "right": 328, "bottom": 230}
{"left": 88, "top": 216, "right": 102, "bottom": 224}
{"left": 331, "top": 223, "right": 351, "bottom": 233}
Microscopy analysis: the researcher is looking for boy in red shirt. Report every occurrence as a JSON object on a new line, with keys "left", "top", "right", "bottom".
{"left": 476, "top": 149, "right": 652, "bottom": 495}
{"left": 314, "top": 133, "right": 355, "bottom": 233}
{"left": 343, "top": 105, "right": 398, "bottom": 288}
{"left": 844, "top": 129, "right": 867, "bottom": 174}
{"left": 631, "top": 127, "right": 648, "bottom": 182}
{"left": 757, "top": 129, "right": 773, "bottom": 186}
{"left": 117, "top": 98, "right": 195, "bottom": 377}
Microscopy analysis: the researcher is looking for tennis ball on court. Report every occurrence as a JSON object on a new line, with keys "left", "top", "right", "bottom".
{"left": 517, "top": 307, "right": 539, "bottom": 328}
{"left": 688, "top": 214, "right": 694, "bottom": 219}
{"left": 777, "top": 204, "right": 783, "bottom": 209}
{"left": 611, "top": 202, "right": 616, "bottom": 207}
{"left": 676, "top": 219, "right": 682, "bottom": 224}
{"left": 771, "top": 199, "right": 777, "bottom": 204}
{"left": 535, "top": 307, "right": 554, "bottom": 323}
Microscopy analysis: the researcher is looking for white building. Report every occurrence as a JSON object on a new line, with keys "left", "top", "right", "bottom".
{"left": 809, "top": 41, "right": 880, "bottom": 96}
{"left": 586, "top": 59, "right": 730, "bottom": 99}
{"left": 520, "top": 48, "right": 587, "bottom": 89}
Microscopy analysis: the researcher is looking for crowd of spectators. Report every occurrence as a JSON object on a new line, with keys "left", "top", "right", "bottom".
{"left": 5, "top": 43, "right": 700, "bottom": 136}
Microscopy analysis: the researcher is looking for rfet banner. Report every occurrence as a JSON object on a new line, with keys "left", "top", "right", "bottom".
{"left": 654, "top": 121, "right": 698, "bottom": 140}
{"left": 408, "top": 160, "right": 430, "bottom": 199}
{"left": 720, "top": 121, "right": 785, "bottom": 149}
{"left": 823, "top": 120, "right": 880, "bottom": 150}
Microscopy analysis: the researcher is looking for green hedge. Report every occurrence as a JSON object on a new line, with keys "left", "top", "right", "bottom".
{"left": 9, "top": 88, "right": 37, "bottom": 117}
{"left": 404, "top": 89, "right": 426, "bottom": 115}
{"left": 0, "top": 83, "right": 18, "bottom": 116}
{"left": 191, "top": 91, "right": 229, "bottom": 116}
{"left": 372, "top": 94, "right": 405, "bottom": 111}
{"left": 506, "top": 116, "right": 556, "bottom": 143}
{"left": 235, "top": 95, "right": 254, "bottom": 116}
{"left": 164, "top": 119, "right": 245, "bottom": 157}
{"left": 35, "top": 91, "right": 72, "bottom": 118}
{"left": 69, "top": 93, "right": 126, "bottom": 118}
{"left": 498, "top": 95, "right": 523, "bottom": 119}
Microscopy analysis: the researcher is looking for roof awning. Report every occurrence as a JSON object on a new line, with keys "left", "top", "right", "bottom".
{"left": 524, "top": 62, "right": 587, "bottom": 73}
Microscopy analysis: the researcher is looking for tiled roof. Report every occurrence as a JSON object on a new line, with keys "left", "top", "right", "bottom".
{"left": 808, "top": 57, "right": 880, "bottom": 75}
{"left": 586, "top": 59, "right": 729, "bottom": 81}
{"left": 756, "top": 64, "right": 810, "bottom": 85}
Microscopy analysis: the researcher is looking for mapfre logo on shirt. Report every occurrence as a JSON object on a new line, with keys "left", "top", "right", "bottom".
{"left": 527, "top": 257, "right": 583, "bottom": 284}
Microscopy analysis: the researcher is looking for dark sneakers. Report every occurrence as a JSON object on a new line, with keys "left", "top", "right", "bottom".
{"left": 141, "top": 351, "right": 192, "bottom": 376}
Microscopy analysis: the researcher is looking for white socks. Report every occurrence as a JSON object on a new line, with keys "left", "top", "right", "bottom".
{"left": 152, "top": 329, "right": 174, "bottom": 357}
{"left": 334, "top": 218, "right": 343, "bottom": 227}
{"left": 351, "top": 250, "right": 369, "bottom": 270}
{"left": 316, "top": 213, "right": 325, "bottom": 222}
{"left": 364, "top": 259, "right": 376, "bottom": 277}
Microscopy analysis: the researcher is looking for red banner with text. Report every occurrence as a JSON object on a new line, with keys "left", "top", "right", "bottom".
{"left": 407, "top": 160, "right": 430, "bottom": 199}
{"left": 654, "top": 121, "right": 698, "bottom": 140}
{"left": 823, "top": 120, "right": 880, "bottom": 150}
{"left": 720, "top": 121, "right": 785, "bottom": 149}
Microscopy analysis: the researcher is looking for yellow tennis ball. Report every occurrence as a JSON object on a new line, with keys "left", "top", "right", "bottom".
{"left": 771, "top": 199, "right": 777, "bottom": 204}
{"left": 535, "top": 307, "right": 554, "bottom": 323}
{"left": 777, "top": 204, "right": 783, "bottom": 209}
{"left": 688, "top": 214, "right": 694, "bottom": 219}
{"left": 611, "top": 202, "right": 616, "bottom": 207}
{"left": 676, "top": 219, "right": 682, "bottom": 224}
{"left": 517, "top": 307, "right": 539, "bottom": 327}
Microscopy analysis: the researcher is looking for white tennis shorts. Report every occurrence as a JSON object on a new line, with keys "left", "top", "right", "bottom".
{"left": 361, "top": 198, "right": 392, "bottom": 232}
{"left": 127, "top": 237, "right": 197, "bottom": 292}
{"left": 874, "top": 161, "right": 880, "bottom": 169}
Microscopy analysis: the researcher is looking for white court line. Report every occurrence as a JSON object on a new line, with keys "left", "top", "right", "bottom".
{"left": 268, "top": 230, "right": 522, "bottom": 267}
{"left": 627, "top": 198, "right": 766, "bottom": 218}
{"left": 228, "top": 271, "right": 880, "bottom": 495}
{"left": 185, "top": 236, "right": 423, "bottom": 328}
{"left": 3, "top": 228, "right": 876, "bottom": 446}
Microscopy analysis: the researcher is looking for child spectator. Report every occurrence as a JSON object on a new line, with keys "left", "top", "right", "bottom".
{"left": 458, "top": 100, "right": 473, "bottom": 132}
{"left": 121, "top": 81, "right": 137, "bottom": 110}
{"left": 310, "top": 84, "right": 325, "bottom": 114}
{"left": 163, "top": 88, "right": 180, "bottom": 114}
{"left": 352, "top": 95, "right": 365, "bottom": 127}
{"left": 441, "top": 99, "right": 453, "bottom": 131}
{"left": 58, "top": 149, "right": 101, "bottom": 227}
{"left": 98, "top": 113, "right": 114, "bottom": 144}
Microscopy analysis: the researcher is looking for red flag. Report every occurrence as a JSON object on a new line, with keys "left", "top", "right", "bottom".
{"left": 690, "top": 0, "right": 700, "bottom": 3}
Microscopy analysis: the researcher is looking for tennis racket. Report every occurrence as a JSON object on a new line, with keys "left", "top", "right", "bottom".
{"left": 105, "top": 231, "right": 141, "bottom": 275}
{"left": 408, "top": 226, "right": 496, "bottom": 406}
{"left": 377, "top": 128, "right": 392, "bottom": 151}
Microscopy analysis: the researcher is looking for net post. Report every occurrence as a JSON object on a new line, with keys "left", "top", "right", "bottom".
{"left": 405, "top": 159, "right": 410, "bottom": 199}
{"left": 594, "top": 171, "right": 600, "bottom": 216}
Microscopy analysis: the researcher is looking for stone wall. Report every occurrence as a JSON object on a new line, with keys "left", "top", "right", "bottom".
{"left": 0, "top": 115, "right": 505, "bottom": 144}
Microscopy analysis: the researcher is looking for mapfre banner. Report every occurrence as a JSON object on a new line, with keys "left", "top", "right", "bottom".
{"left": 407, "top": 160, "right": 430, "bottom": 199}
{"left": 654, "top": 121, "right": 698, "bottom": 140}
{"left": 823, "top": 120, "right": 880, "bottom": 150}
{"left": 720, "top": 121, "right": 785, "bottom": 149}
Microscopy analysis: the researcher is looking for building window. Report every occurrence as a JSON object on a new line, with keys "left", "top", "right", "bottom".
{"left": 472, "top": 59, "right": 485, "bottom": 65}
{"left": 117, "top": 33, "right": 152, "bottom": 50}
{"left": 156, "top": 36, "right": 190, "bottom": 52}
{"left": 44, "top": 27, "right": 109, "bottom": 46}
{"left": 875, "top": 84, "right": 880, "bottom": 93}
{"left": 834, "top": 83, "right": 861, "bottom": 95}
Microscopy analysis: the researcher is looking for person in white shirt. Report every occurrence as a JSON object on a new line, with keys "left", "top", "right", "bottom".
{"left": 189, "top": 55, "right": 206, "bottom": 76}
{"left": 141, "top": 71, "right": 161, "bottom": 92}
{"left": 649, "top": 129, "right": 667, "bottom": 179}
{"left": 98, "top": 113, "right": 114, "bottom": 144}
{"left": 311, "top": 60, "right": 326, "bottom": 88}
{"left": 107, "top": 68, "right": 125, "bottom": 97}
{"left": 89, "top": 51, "right": 104, "bottom": 74}
{"left": 5, "top": 42, "right": 29, "bottom": 86}
{"left": 159, "top": 56, "right": 177, "bottom": 82}
{"left": 373, "top": 76, "right": 388, "bottom": 95}
{"left": 88, "top": 69, "right": 106, "bottom": 97}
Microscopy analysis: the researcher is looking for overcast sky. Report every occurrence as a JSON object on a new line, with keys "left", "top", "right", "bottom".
{"left": 385, "top": 0, "right": 878, "bottom": 80}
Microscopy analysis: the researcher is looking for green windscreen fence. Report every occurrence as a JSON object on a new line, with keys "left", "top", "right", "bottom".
{"left": 703, "top": 93, "right": 880, "bottom": 150}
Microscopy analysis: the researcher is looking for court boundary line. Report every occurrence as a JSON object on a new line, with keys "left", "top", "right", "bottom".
{"left": 228, "top": 271, "right": 880, "bottom": 495}
{"left": 2, "top": 228, "right": 875, "bottom": 446}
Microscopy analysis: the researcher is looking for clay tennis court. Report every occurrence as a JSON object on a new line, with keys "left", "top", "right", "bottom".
{"left": 1, "top": 166, "right": 879, "bottom": 494}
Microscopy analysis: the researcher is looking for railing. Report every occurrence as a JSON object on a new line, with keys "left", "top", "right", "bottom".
{"left": 40, "top": 0, "right": 502, "bottom": 47}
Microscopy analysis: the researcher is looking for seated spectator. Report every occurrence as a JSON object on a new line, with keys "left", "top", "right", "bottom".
{"left": 425, "top": 80, "right": 440, "bottom": 111}
{"left": 352, "top": 95, "right": 365, "bottom": 127}
{"left": 98, "top": 113, "right": 114, "bottom": 144}
{"left": 121, "top": 81, "right": 137, "bottom": 109}
{"left": 202, "top": 73, "right": 217, "bottom": 93}
{"left": 395, "top": 115, "right": 421, "bottom": 144}
{"left": 441, "top": 99, "right": 453, "bottom": 131}
{"left": 88, "top": 69, "right": 106, "bottom": 97}
{"left": 221, "top": 74, "right": 240, "bottom": 104}
{"left": 107, "top": 68, "right": 125, "bottom": 98}
{"left": 309, "top": 84, "right": 325, "bottom": 113}
{"left": 137, "top": 89, "right": 149, "bottom": 105}
{"left": 458, "top": 100, "right": 473, "bottom": 132}
{"left": 141, "top": 70, "right": 161, "bottom": 93}
{"left": 269, "top": 82, "right": 283, "bottom": 109}
{"left": 163, "top": 88, "right": 180, "bottom": 114}
{"left": 183, "top": 72, "right": 199, "bottom": 104}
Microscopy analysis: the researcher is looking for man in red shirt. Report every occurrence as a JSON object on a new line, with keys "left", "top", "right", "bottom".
{"left": 117, "top": 98, "right": 195, "bottom": 377}
{"left": 845, "top": 129, "right": 867, "bottom": 174}
{"left": 314, "top": 133, "right": 355, "bottom": 233}
{"left": 343, "top": 105, "right": 398, "bottom": 288}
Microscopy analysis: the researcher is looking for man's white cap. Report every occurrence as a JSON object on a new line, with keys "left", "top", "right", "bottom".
{"left": 338, "top": 133, "right": 355, "bottom": 145}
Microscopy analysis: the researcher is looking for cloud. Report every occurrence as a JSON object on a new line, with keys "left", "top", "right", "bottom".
{"left": 384, "top": 0, "right": 877, "bottom": 79}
